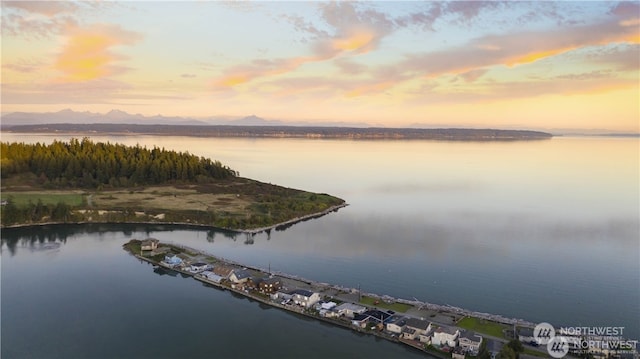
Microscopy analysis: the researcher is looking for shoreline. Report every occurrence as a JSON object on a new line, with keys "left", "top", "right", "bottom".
{"left": 0, "top": 202, "right": 348, "bottom": 234}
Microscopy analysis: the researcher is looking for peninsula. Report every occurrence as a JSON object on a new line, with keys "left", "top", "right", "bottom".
{"left": 123, "top": 239, "right": 554, "bottom": 359}
{"left": 0, "top": 139, "right": 346, "bottom": 232}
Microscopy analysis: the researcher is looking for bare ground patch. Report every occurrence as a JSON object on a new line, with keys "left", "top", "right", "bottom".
{"left": 92, "top": 185, "right": 252, "bottom": 215}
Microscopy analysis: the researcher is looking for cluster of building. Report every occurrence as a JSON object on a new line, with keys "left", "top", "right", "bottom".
{"left": 160, "top": 252, "right": 285, "bottom": 294}
{"left": 335, "top": 306, "right": 482, "bottom": 357}
{"left": 156, "top": 247, "right": 489, "bottom": 358}
{"left": 144, "top": 241, "right": 570, "bottom": 359}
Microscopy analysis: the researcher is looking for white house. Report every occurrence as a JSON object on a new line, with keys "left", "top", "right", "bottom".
{"left": 335, "top": 303, "right": 367, "bottom": 318}
{"left": 320, "top": 302, "right": 337, "bottom": 310}
{"left": 271, "top": 290, "right": 291, "bottom": 302}
{"left": 419, "top": 332, "right": 432, "bottom": 344}
{"left": 190, "top": 262, "right": 210, "bottom": 273}
{"left": 431, "top": 326, "right": 459, "bottom": 347}
{"left": 291, "top": 289, "right": 321, "bottom": 308}
{"left": 386, "top": 318, "right": 407, "bottom": 334}
{"left": 351, "top": 314, "right": 370, "bottom": 328}
{"left": 199, "top": 271, "right": 223, "bottom": 283}
{"left": 458, "top": 330, "right": 483, "bottom": 355}
{"left": 162, "top": 254, "right": 182, "bottom": 267}
{"left": 229, "top": 269, "right": 251, "bottom": 284}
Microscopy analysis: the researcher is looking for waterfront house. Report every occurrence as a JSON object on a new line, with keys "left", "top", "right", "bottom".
{"left": 362, "top": 309, "right": 391, "bottom": 324}
{"left": 190, "top": 262, "right": 210, "bottom": 273}
{"left": 229, "top": 269, "right": 252, "bottom": 284}
{"left": 212, "top": 265, "right": 235, "bottom": 279}
{"left": 199, "top": 271, "right": 224, "bottom": 283}
{"left": 320, "top": 302, "right": 337, "bottom": 310}
{"left": 257, "top": 277, "right": 282, "bottom": 294}
{"left": 318, "top": 302, "right": 338, "bottom": 318}
{"left": 419, "top": 332, "right": 432, "bottom": 344}
{"left": 162, "top": 254, "right": 182, "bottom": 267}
{"left": 271, "top": 290, "right": 293, "bottom": 303}
{"left": 452, "top": 347, "right": 466, "bottom": 359}
{"left": 292, "top": 289, "right": 321, "bottom": 308}
{"left": 141, "top": 238, "right": 159, "bottom": 251}
{"left": 458, "top": 330, "right": 483, "bottom": 355}
{"left": 402, "top": 327, "right": 418, "bottom": 340}
{"left": 431, "top": 325, "right": 460, "bottom": 347}
{"left": 386, "top": 317, "right": 407, "bottom": 334}
{"left": 405, "top": 318, "right": 432, "bottom": 337}
{"left": 352, "top": 314, "right": 370, "bottom": 328}
{"left": 335, "top": 303, "right": 367, "bottom": 318}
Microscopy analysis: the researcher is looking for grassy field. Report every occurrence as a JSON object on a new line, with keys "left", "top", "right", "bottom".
{"left": 359, "top": 296, "right": 412, "bottom": 313}
{"left": 523, "top": 347, "right": 549, "bottom": 357}
{"left": 456, "top": 317, "right": 508, "bottom": 339}
{"left": 1, "top": 177, "right": 345, "bottom": 230}
{"left": 92, "top": 186, "right": 251, "bottom": 214}
{"left": 1, "top": 191, "right": 85, "bottom": 207}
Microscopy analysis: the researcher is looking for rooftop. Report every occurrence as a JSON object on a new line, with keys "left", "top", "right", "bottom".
{"left": 335, "top": 303, "right": 366, "bottom": 312}
{"left": 262, "top": 277, "right": 280, "bottom": 285}
{"left": 363, "top": 310, "right": 391, "bottom": 322}
{"left": 435, "top": 326, "right": 459, "bottom": 335}
{"left": 402, "top": 327, "right": 416, "bottom": 334}
{"left": 459, "top": 330, "right": 482, "bottom": 342}
{"left": 292, "top": 289, "right": 314, "bottom": 297}
{"left": 405, "top": 317, "right": 431, "bottom": 331}
{"left": 233, "top": 269, "right": 252, "bottom": 280}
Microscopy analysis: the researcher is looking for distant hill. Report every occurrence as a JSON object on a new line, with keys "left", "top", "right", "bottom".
{"left": 1, "top": 109, "right": 208, "bottom": 126}
{"left": 1, "top": 122, "right": 553, "bottom": 141}
{"left": 0, "top": 109, "right": 369, "bottom": 127}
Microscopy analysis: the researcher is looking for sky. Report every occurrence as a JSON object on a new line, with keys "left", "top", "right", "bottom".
{"left": 1, "top": 1, "right": 639, "bottom": 131}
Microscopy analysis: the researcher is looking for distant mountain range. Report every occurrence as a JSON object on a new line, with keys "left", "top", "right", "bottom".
{"left": 0, "top": 109, "right": 370, "bottom": 128}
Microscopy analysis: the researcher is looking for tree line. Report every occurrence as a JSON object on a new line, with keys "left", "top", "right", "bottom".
{"left": 1, "top": 199, "right": 72, "bottom": 226}
{"left": 1, "top": 138, "right": 237, "bottom": 188}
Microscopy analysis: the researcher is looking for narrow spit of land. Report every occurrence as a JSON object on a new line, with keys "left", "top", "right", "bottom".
{"left": 124, "top": 239, "right": 553, "bottom": 359}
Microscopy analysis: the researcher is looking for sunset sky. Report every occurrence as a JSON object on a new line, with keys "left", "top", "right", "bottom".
{"left": 2, "top": 1, "right": 639, "bottom": 131}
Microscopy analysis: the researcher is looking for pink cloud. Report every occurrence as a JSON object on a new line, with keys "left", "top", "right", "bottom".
{"left": 212, "top": 1, "right": 395, "bottom": 90}
{"left": 2, "top": 1, "right": 78, "bottom": 17}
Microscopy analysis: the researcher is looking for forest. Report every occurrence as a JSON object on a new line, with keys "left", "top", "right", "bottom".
{"left": 0, "top": 138, "right": 237, "bottom": 188}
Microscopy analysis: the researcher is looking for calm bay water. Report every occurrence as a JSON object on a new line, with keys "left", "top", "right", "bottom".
{"left": 2, "top": 134, "right": 639, "bottom": 357}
